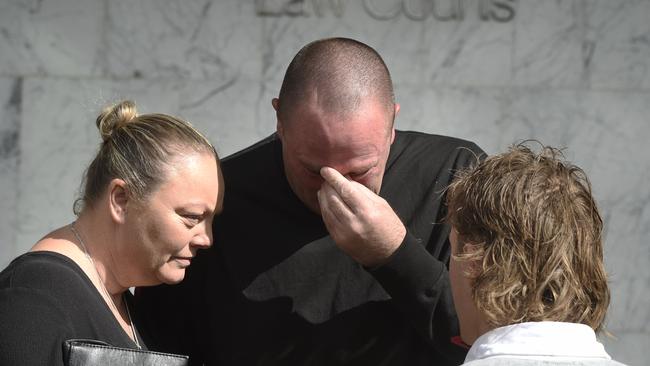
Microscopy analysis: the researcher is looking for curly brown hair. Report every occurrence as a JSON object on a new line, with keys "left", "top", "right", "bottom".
{"left": 445, "top": 142, "right": 610, "bottom": 332}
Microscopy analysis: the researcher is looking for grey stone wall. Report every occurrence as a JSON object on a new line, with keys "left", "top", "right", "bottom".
{"left": 0, "top": 1, "right": 647, "bottom": 364}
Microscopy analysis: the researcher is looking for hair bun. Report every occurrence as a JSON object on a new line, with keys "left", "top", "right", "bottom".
{"left": 96, "top": 100, "right": 138, "bottom": 141}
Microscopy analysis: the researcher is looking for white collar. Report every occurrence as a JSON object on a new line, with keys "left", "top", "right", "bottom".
{"left": 465, "top": 322, "right": 611, "bottom": 362}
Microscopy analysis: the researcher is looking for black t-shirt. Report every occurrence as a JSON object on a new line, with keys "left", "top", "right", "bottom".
{"left": 136, "top": 131, "right": 484, "bottom": 366}
{"left": 0, "top": 251, "right": 143, "bottom": 365}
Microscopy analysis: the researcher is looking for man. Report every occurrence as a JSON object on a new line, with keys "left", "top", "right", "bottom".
{"left": 136, "top": 37, "right": 484, "bottom": 365}
{"left": 444, "top": 144, "right": 624, "bottom": 365}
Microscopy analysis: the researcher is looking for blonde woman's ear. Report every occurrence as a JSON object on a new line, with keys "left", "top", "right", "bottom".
{"left": 108, "top": 178, "right": 129, "bottom": 224}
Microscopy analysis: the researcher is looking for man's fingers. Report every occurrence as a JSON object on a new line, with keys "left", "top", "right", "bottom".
{"left": 320, "top": 167, "right": 366, "bottom": 210}
{"left": 319, "top": 166, "right": 349, "bottom": 191}
{"left": 318, "top": 182, "right": 354, "bottom": 224}
{"left": 318, "top": 192, "right": 341, "bottom": 235}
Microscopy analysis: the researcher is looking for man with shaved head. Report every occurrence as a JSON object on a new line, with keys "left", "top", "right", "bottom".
{"left": 136, "top": 37, "right": 484, "bottom": 366}
{"left": 275, "top": 38, "right": 397, "bottom": 217}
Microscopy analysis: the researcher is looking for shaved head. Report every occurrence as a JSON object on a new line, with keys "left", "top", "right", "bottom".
{"left": 276, "top": 38, "right": 395, "bottom": 124}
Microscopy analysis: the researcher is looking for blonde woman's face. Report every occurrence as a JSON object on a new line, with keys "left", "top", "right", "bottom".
{"left": 119, "top": 152, "right": 223, "bottom": 286}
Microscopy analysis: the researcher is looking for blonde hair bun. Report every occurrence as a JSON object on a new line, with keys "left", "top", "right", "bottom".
{"left": 96, "top": 100, "right": 138, "bottom": 141}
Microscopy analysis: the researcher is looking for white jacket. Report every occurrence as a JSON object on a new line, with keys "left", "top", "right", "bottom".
{"left": 463, "top": 322, "right": 627, "bottom": 366}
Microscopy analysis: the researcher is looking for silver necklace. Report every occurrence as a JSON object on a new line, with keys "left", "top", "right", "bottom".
{"left": 70, "top": 223, "right": 141, "bottom": 349}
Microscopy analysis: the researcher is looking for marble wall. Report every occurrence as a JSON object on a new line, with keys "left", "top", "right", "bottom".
{"left": 0, "top": 0, "right": 648, "bottom": 364}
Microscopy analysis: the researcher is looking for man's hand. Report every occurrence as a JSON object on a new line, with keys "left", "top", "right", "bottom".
{"left": 317, "top": 166, "right": 406, "bottom": 267}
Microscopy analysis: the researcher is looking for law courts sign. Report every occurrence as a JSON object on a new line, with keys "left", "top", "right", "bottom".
{"left": 256, "top": 0, "right": 517, "bottom": 22}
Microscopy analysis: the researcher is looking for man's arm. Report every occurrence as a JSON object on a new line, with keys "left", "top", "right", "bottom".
{"left": 318, "top": 166, "right": 467, "bottom": 363}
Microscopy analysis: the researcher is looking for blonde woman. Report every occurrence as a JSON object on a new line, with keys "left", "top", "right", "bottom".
{"left": 445, "top": 144, "right": 625, "bottom": 365}
{"left": 0, "top": 101, "right": 223, "bottom": 364}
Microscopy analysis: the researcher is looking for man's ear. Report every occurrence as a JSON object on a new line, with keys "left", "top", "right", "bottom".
{"left": 277, "top": 121, "right": 284, "bottom": 141}
{"left": 108, "top": 179, "right": 129, "bottom": 224}
{"left": 272, "top": 98, "right": 284, "bottom": 140}
{"left": 390, "top": 103, "right": 400, "bottom": 144}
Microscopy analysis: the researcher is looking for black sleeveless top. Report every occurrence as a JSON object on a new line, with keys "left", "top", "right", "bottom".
{"left": 0, "top": 251, "right": 144, "bottom": 365}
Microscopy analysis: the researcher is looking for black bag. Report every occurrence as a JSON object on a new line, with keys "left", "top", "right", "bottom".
{"left": 63, "top": 339, "right": 189, "bottom": 366}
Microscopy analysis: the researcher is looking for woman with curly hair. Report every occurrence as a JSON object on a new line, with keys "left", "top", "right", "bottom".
{"left": 446, "top": 143, "right": 625, "bottom": 365}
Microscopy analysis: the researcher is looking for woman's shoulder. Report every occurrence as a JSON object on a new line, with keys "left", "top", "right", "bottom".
{"left": 4, "top": 224, "right": 90, "bottom": 287}
{"left": 1, "top": 249, "right": 89, "bottom": 293}
{"left": 0, "top": 228, "right": 91, "bottom": 323}
{"left": 0, "top": 253, "right": 79, "bottom": 357}
{"left": 0, "top": 251, "right": 104, "bottom": 358}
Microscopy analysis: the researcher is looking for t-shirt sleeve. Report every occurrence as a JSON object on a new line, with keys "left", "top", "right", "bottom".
{"left": 369, "top": 140, "right": 486, "bottom": 363}
{"left": 369, "top": 232, "right": 467, "bottom": 363}
{"left": 0, "top": 287, "right": 74, "bottom": 365}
